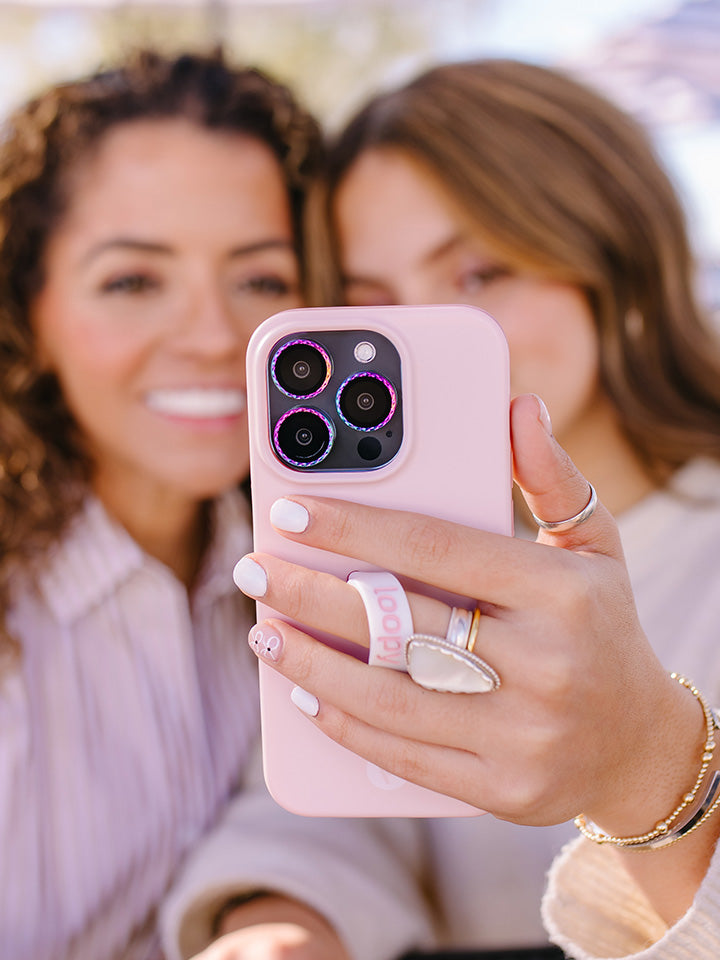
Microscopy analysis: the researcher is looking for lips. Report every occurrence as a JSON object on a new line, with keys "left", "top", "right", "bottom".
{"left": 145, "top": 388, "right": 246, "bottom": 418}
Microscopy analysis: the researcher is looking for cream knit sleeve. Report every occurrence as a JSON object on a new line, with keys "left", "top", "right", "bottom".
{"left": 542, "top": 834, "right": 720, "bottom": 959}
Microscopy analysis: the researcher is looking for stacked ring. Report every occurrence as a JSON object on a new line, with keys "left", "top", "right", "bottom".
{"left": 446, "top": 607, "right": 474, "bottom": 649}
{"left": 347, "top": 571, "right": 501, "bottom": 694}
{"left": 467, "top": 607, "right": 481, "bottom": 654}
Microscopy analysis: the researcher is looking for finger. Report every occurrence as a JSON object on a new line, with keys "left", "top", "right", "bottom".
{"left": 266, "top": 493, "right": 560, "bottom": 608}
{"left": 234, "top": 553, "right": 454, "bottom": 648}
{"left": 248, "top": 617, "right": 504, "bottom": 752}
{"left": 293, "top": 692, "right": 488, "bottom": 810}
{"left": 510, "top": 393, "right": 624, "bottom": 556}
{"left": 240, "top": 555, "right": 541, "bottom": 719}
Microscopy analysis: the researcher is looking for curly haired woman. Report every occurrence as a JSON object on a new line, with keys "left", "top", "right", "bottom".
{"left": 0, "top": 48, "right": 430, "bottom": 960}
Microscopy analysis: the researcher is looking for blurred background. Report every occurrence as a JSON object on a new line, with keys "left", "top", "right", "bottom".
{"left": 0, "top": 0, "right": 718, "bottom": 317}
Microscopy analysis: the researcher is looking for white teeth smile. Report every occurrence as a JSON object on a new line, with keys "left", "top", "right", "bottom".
{"left": 146, "top": 388, "right": 246, "bottom": 418}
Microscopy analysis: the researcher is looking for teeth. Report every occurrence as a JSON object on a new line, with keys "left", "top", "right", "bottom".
{"left": 146, "top": 388, "right": 246, "bottom": 418}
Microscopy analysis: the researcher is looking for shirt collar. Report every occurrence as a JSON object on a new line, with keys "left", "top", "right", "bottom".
{"left": 35, "top": 489, "right": 252, "bottom": 624}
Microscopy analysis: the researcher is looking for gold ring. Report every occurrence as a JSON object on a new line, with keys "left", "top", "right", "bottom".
{"left": 467, "top": 607, "right": 481, "bottom": 653}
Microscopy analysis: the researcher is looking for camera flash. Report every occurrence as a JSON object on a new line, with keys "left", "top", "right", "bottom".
{"left": 354, "top": 341, "right": 376, "bottom": 363}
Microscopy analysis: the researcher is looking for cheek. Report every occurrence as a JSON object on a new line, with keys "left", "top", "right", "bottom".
{"left": 495, "top": 287, "right": 600, "bottom": 396}
{"left": 53, "top": 330, "right": 143, "bottom": 391}
{"left": 35, "top": 286, "right": 153, "bottom": 376}
{"left": 40, "top": 318, "right": 155, "bottom": 429}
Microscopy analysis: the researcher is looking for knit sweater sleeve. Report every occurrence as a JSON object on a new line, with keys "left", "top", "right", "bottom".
{"left": 159, "top": 748, "right": 436, "bottom": 960}
{"left": 542, "top": 834, "right": 720, "bottom": 959}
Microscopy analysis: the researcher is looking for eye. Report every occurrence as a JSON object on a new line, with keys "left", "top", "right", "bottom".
{"left": 235, "top": 274, "right": 298, "bottom": 298}
{"left": 101, "top": 273, "right": 160, "bottom": 295}
{"left": 458, "top": 265, "right": 511, "bottom": 294}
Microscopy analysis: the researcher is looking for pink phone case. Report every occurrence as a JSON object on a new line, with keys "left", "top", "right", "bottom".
{"left": 246, "top": 304, "right": 512, "bottom": 816}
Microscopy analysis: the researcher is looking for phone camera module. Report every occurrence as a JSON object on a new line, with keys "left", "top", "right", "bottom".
{"left": 271, "top": 339, "right": 331, "bottom": 398}
{"left": 336, "top": 373, "right": 396, "bottom": 431}
{"left": 273, "top": 407, "right": 335, "bottom": 467}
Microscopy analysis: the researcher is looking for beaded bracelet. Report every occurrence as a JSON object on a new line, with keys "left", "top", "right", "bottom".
{"left": 575, "top": 673, "right": 720, "bottom": 850}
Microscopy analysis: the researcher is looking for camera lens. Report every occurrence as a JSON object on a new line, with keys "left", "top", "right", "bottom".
{"left": 273, "top": 407, "right": 334, "bottom": 467}
{"left": 271, "top": 339, "right": 331, "bottom": 398}
{"left": 336, "top": 373, "right": 396, "bottom": 431}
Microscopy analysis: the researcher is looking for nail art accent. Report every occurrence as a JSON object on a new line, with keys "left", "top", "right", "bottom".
{"left": 233, "top": 556, "right": 268, "bottom": 597}
{"left": 291, "top": 686, "right": 319, "bottom": 717}
{"left": 270, "top": 498, "right": 309, "bottom": 533}
{"left": 248, "top": 624, "right": 283, "bottom": 662}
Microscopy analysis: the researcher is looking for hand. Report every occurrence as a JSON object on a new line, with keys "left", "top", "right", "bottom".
{"left": 237, "top": 394, "right": 700, "bottom": 833}
{"left": 191, "top": 893, "right": 350, "bottom": 960}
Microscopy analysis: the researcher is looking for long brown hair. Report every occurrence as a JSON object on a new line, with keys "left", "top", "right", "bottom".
{"left": 307, "top": 58, "right": 720, "bottom": 475}
{"left": 0, "top": 48, "right": 322, "bottom": 652}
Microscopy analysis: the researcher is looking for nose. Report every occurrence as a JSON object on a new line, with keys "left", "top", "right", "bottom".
{"left": 174, "top": 283, "right": 245, "bottom": 361}
{"left": 387, "top": 276, "right": 436, "bottom": 307}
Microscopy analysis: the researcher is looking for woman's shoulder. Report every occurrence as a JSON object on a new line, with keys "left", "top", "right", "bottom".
{"left": 620, "top": 458, "right": 720, "bottom": 537}
{"left": 616, "top": 457, "right": 720, "bottom": 598}
{"left": 668, "top": 457, "right": 720, "bottom": 501}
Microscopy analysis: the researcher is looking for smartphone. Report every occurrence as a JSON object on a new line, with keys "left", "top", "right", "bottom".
{"left": 246, "top": 304, "right": 512, "bottom": 816}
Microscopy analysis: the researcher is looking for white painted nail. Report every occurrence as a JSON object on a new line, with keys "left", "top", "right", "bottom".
{"left": 270, "top": 498, "right": 309, "bottom": 533}
{"left": 233, "top": 556, "right": 267, "bottom": 597}
{"left": 291, "top": 686, "right": 319, "bottom": 717}
{"left": 533, "top": 394, "right": 553, "bottom": 435}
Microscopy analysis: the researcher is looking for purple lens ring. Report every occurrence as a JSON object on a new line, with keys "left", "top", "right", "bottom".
{"left": 336, "top": 371, "right": 397, "bottom": 432}
{"left": 273, "top": 406, "right": 335, "bottom": 468}
{"left": 270, "top": 338, "right": 332, "bottom": 399}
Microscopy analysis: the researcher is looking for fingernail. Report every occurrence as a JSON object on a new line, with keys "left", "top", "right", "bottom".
{"left": 270, "top": 498, "right": 309, "bottom": 533}
{"left": 533, "top": 395, "right": 553, "bottom": 435}
{"left": 248, "top": 622, "right": 283, "bottom": 662}
{"left": 291, "top": 685, "right": 319, "bottom": 717}
{"left": 233, "top": 556, "right": 267, "bottom": 597}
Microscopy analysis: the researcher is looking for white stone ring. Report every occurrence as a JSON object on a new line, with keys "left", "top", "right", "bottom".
{"left": 407, "top": 606, "right": 501, "bottom": 694}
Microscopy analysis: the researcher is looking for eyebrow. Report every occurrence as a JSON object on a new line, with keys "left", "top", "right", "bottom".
{"left": 81, "top": 237, "right": 295, "bottom": 266}
{"left": 421, "top": 232, "right": 465, "bottom": 267}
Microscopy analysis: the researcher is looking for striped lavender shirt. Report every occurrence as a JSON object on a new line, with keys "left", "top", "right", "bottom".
{"left": 1, "top": 491, "right": 258, "bottom": 960}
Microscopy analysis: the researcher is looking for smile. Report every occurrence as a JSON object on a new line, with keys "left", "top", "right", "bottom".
{"left": 145, "top": 388, "right": 246, "bottom": 418}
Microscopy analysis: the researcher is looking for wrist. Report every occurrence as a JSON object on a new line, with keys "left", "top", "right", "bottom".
{"left": 579, "top": 673, "right": 719, "bottom": 848}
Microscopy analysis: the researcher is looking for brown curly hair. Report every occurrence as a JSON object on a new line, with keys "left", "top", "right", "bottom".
{"left": 0, "top": 48, "right": 322, "bottom": 653}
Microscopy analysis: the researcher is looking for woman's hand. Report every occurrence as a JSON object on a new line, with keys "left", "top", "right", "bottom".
{"left": 235, "top": 395, "right": 702, "bottom": 836}
{"left": 191, "top": 894, "right": 350, "bottom": 960}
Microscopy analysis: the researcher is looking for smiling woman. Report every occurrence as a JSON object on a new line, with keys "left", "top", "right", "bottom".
{"left": 0, "top": 49, "right": 318, "bottom": 604}
{"left": 30, "top": 120, "right": 300, "bottom": 574}
{"left": 0, "top": 48, "right": 432, "bottom": 960}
